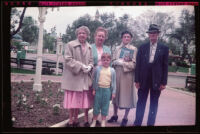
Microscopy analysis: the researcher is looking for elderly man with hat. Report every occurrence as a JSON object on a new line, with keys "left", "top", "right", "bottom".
{"left": 133, "top": 24, "right": 169, "bottom": 126}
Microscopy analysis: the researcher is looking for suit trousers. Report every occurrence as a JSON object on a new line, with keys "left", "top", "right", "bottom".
{"left": 134, "top": 63, "right": 161, "bottom": 126}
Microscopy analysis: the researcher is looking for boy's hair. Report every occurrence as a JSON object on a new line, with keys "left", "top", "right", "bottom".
{"left": 101, "top": 52, "right": 111, "bottom": 60}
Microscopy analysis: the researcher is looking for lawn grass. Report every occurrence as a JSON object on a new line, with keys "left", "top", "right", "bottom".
{"left": 177, "top": 66, "right": 189, "bottom": 73}
{"left": 168, "top": 66, "right": 177, "bottom": 72}
{"left": 11, "top": 68, "right": 35, "bottom": 74}
{"left": 11, "top": 67, "right": 62, "bottom": 76}
{"left": 168, "top": 66, "right": 189, "bottom": 73}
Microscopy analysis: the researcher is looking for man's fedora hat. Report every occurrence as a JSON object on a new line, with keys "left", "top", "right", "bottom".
{"left": 146, "top": 24, "right": 160, "bottom": 33}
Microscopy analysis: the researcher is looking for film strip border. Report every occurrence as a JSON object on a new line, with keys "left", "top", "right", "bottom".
{"left": 3, "top": 1, "right": 199, "bottom": 7}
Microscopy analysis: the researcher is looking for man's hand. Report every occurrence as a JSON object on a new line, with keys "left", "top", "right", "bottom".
{"left": 159, "top": 85, "right": 166, "bottom": 91}
{"left": 135, "top": 82, "right": 140, "bottom": 89}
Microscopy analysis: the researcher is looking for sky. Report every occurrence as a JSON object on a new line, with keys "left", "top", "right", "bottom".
{"left": 15, "top": 6, "right": 194, "bottom": 36}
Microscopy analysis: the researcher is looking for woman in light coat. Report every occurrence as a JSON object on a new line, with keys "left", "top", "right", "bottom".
{"left": 107, "top": 31, "right": 137, "bottom": 127}
{"left": 61, "top": 26, "right": 94, "bottom": 127}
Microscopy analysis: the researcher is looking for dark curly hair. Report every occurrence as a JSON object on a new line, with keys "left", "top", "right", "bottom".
{"left": 121, "top": 31, "right": 133, "bottom": 38}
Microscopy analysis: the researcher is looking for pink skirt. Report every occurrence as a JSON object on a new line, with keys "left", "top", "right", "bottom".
{"left": 63, "top": 89, "right": 94, "bottom": 109}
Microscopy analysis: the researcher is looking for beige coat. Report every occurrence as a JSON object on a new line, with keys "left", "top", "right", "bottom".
{"left": 61, "top": 39, "right": 93, "bottom": 91}
{"left": 112, "top": 43, "right": 138, "bottom": 108}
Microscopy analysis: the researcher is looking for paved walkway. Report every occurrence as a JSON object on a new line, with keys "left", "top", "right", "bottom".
{"left": 11, "top": 72, "right": 196, "bottom": 127}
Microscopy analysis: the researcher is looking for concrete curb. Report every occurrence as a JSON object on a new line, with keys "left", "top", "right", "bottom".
{"left": 166, "top": 86, "right": 195, "bottom": 97}
{"left": 50, "top": 109, "right": 93, "bottom": 127}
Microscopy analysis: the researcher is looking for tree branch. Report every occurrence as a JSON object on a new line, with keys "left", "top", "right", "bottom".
{"left": 11, "top": 7, "right": 27, "bottom": 37}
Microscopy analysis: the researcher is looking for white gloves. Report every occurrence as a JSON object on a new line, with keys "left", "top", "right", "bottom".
{"left": 113, "top": 59, "right": 123, "bottom": 66}
{"left": 82, "top": 64, "right": 92, "bottom": 73}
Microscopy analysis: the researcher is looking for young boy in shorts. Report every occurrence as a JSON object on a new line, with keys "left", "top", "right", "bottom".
{"left": 90, "top": 52, "right": 116, "bottom": 127}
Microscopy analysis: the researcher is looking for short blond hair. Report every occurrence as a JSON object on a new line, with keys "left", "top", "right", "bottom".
{"left": 94, "top": 27, "right": 108, "bottom": 39}
{"left": 101, "top": 52, "right": 111, "bottom": 60}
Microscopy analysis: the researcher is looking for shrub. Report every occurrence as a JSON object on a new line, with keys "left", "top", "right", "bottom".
{"left": 177, "top": 67, "right": 189, "bottom": 73}
{"left": 176, "top": 61, "right": 190, "bottom": 68}
{"left": 168, "top": 66, "right": 177, "bottom": 72}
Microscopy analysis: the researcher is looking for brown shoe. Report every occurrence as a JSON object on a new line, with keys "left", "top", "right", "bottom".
{"left": 107, "top": 115, "right": 118, "bottom": 123}
{"left": 84, "top": 122, "right": 90, "bottom": 127}
{"left": 73, "top": 122, "right": 80, "bottom": 127}
{"left": 66, "top": 123, "right": 73, "bottom": 127}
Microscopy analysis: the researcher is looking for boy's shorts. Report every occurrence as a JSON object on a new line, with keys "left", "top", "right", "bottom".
{"left": 93, "top": 87, "right": 111, "bottom": 116}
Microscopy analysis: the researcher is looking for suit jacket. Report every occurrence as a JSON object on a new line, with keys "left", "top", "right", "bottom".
{"left": 135, "top": 41, "right": 169, "bottom": 90}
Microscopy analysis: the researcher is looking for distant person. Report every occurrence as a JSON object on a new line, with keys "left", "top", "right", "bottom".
{"left": 90, "top": 52, "right": 116, "bottom": 127}
{"left": 108, "top": 31, "right": 137, "bottom": 127}
{"left": 133, "top": 24, "right": 169, "bottom": 126}
{"left": 61, "top": 26, "right": 94, "bottom": 127}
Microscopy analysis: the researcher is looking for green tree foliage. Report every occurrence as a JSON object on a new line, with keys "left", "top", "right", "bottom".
{"left": 21, "top": 16, "right": 39, "bottom": 44}
{"left": 43, "top": 30, "right": 55, "bottom": 52}
{"left": 62, "top": 14, "right": 102, "bottom": 44}
{"left": 168, "top": 9, "right": 195, "bottom": 62}
{"left": 129, "top": 10, "right": 175, "bottom": 45}
{"left": 62, "top": 12, "right": 130, "bottom": 53}
{"left": 62, "top": 9, "right": 195, "bottom": 64}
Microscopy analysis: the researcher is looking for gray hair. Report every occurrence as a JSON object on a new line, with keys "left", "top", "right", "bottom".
{"left": 75, "top": 26, "right": 90, "bottom": 38}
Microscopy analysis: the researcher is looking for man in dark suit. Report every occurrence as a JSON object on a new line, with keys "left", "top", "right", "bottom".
{"left": 133, "top": 24, "right": 169, "bottom": 126}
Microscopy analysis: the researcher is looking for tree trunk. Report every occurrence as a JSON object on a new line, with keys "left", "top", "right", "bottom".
{"left": 11, "top": 7, "right": 27, "bottom": 37}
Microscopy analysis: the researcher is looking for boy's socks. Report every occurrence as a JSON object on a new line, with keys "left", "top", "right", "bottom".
{"left": 101, "top": 120, "right": 106, "bottom": 127}
{"left": 90, "top": 120, "right": 96, "bottom": 127}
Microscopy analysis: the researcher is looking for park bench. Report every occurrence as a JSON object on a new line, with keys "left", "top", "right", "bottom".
{"left": 11, "top": 57, "right": 18, "bottom": 64}
{"left": 11, "top": 57, "right": 34, "bottom": 68}
{"left": 20, "top": 58, "right": 36, "bottom": 69}
{"left": 185, "top": 75, "right": 196, "bottom": 88}
{"left": 42, "top": 60, "right": 63, "bottom": 74}
{"left": 11, "top": 58, "right": 63, "bottom": 74}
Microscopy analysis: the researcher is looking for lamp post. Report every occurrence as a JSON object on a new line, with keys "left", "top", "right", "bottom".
{"left": 33, "top": 7, "right": 47, "bottom": 92}
{"left": 56, "top": 37, "right": 63, "bottom": 75}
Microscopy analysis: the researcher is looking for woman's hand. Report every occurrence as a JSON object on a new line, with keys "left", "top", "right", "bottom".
{"left": 112, "top": 94, "right": 116, "bottom": 100}
{"left": 92, "top": 90, "right": 95, "bottom": 96}
{"left": 113, "top": 59, "right": 123, "bottom": 66}
{"left": 82, "top": 64, "right": 92, "bottom": 73}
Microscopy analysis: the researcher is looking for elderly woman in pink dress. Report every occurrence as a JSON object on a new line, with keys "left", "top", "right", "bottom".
{"left": 61, "top": 26, "right": 94, "bottom": 127}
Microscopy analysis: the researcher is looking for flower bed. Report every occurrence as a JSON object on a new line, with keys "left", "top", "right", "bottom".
{"left": 11, "top": 81, "right": 69, "bottom": 127}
